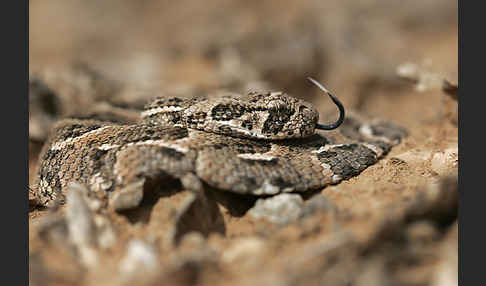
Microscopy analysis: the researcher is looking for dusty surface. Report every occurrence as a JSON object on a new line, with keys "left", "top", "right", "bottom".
{"left": 29, "top": 1, "right": 458, "bottom": 285}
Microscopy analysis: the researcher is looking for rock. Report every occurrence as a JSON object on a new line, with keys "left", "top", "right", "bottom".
{"left": 392, "top": 146, "right": 458, "bottom": 176}
{"left": 430, "top": 147, "right": 458, "bottom": 176}
{"left": 119, "top": 239, "right": 159, "bottom": 281}
{"left": 65, "top": 183, "right": 97, "bottom": 246}
{"left": 93, "top": 216, "right": 117, "bottom": 250}
{"left": 65, "top": 183, "right": 98, "bottom": 267}
{"left": 109, "top": 179, "right": 145, "bottom": 211}
{"left": 249, "top": 193, "right": 304, "bottom": 225}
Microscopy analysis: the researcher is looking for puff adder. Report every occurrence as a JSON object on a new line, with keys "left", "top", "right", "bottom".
{"left": 34, "top": 79, "right": 407, "bottom": 211}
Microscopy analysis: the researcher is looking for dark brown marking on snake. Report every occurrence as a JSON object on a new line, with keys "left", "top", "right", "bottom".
{"left": 262, "top": 107, "right": 295, "bottom": 135}
{"left": 211, "top": 103, "right": 247, "bottom": 121}
{"left": 316, "top": 144, "right": 378, "bottom": 179}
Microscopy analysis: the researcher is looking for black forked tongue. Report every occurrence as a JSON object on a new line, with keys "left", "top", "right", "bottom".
{"left": 307, "top": 77, "right": 345, "bottom": 131}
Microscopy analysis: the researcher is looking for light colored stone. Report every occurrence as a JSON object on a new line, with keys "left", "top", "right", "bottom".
{"left": 120, "top": 239, "right": 159, "bottom": 280}
{"left": 430, "top": 147, "right": 458, "bottom": 175}
{"left": 249, "top": 193, "right": 304, "bottom": 224}
{"left": 65, "top": 183, "right": 99, "bottom": 267}
{"left": 109, "top": 179, "right": 145, "bottom": 211}
{"left": 94, "top": 216, "right": 117, "bottom": 250}
{"left": 66, "top": 183, "right": 97, "bottom": 245}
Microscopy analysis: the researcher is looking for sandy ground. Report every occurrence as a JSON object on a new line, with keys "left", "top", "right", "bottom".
{"left": 29, "top": 1, "right": 457, "bottom": 285}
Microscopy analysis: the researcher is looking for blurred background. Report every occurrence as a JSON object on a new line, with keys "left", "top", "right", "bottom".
{"left": 30, "top": 0, "right": 457, "bottom": 118}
